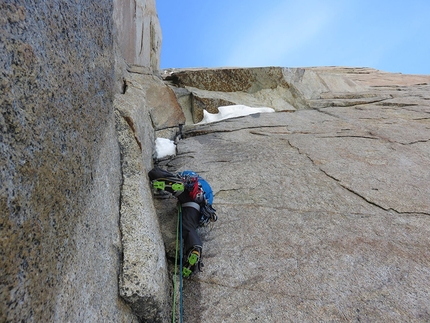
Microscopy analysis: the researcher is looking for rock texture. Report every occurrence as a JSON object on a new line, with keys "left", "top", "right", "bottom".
{"left": 113, "top": 0, "right": 161, "bottom": 71}
{"left": 1, "top": 0, "right": 171, "bottom": 322}
{"left": 160, "top": 67, "right": 430, "bottom": 322}
{"left": 164, "top": 66, "right": 430, "bottom": 124}
{"left": 115, "top": 109, "right": 168, "bottom": 322}
{"left": 3, "top": 0, "right": 430, "bottom": 321}
{"left": 164, "top": 67, "right": 297, "bottom": 123}
{"left": 114, "top": 71, "right": 186, "bottom": 322}
{"left": 0, "top": 1, "right": 138, "bottom": 322}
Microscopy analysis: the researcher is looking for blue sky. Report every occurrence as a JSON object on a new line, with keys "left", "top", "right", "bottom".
{"left": 156, "top": 0, "right": 430, "bottom": 75}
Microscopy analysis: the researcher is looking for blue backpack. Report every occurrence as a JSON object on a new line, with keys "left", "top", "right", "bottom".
{"left": 180, "top": 170, "right": 214, "bottom": 205}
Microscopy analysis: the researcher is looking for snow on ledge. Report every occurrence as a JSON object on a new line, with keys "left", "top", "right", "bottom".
{"left": 155, "top": 137, "right": 176, "bottom": 159}
{"left": 197, "top": 105, "right": 275, "bottom": 124}
{"left": 155, "top": 105, "right": 275, "bottom": 159}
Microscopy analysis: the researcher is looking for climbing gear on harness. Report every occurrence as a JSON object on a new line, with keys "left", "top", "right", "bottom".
{"left": 183, "top": 247, "right": 202, "bottom": 278}
{"left": 180, "top": 170, "right": 214, "bottom": 204}
{"left": 172, "top": 183, "right": 185, "bottom": 191}
{"left": 152, "top": 180, "right": 165, "bottom": 190}
{"left": 181, "top": 174, "right": 204, "bottom": 202}
{"left": 199, "top": 204, "right": 217, "bottom": 226}
{"left": 152, "top": 180, "right": 184, "bottom": 192}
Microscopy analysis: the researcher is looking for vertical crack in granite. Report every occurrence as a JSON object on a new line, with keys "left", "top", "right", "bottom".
{"left": 123, "top": 115, "right": 143, "bottom": 151}
{"left": 286, "top": 137, "right": 430, "bottom": 216}
{"left": 114, "top": 109, "right": 169, "bottom": 322}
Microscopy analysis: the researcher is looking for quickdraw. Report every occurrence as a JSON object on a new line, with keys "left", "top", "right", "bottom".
{"left": 199, "top": 204, "right": 217, "bottom": 226}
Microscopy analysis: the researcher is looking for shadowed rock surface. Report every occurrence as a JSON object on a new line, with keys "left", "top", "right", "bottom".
{"left": 160, "top": 67, "right": 430, "bottom": 322}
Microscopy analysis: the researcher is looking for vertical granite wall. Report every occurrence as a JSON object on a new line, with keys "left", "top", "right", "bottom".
{"left": 1, "top": 1, "right": 138, "bottom": 321}
{"left": 113, "top": 0, "right": 162, "bottom": 73}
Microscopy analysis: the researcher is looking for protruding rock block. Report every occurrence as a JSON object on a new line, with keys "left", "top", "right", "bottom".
{"left": 115, "top": 110, "right": 169, "bottom": 322}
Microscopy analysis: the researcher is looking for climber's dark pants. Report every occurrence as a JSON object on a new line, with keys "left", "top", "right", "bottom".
{"left": 148, "top": 167, "right": 202, "bottom": 253}
{"left": 181, "top": 205, "right": 202, "bottom": 252}
{"left": 176, "top": 189, "right": 202, "bottom": 253}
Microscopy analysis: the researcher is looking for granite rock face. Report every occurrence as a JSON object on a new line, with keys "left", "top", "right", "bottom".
{"left": 115, "top": 109, "right": 168, "bottom": 322}
{"left": 1, "top": 0, "right": 170, "bottom": 322}
{"left": 0, "top": 1, "right": 139, "bottom": 322}
{"left": 160, "top": 67, "right": 430, "bottom": 322}
{"left": 113, "top": 0, "right": 161, "bottom": 71}
{"left": 164, "top": 67, "right": 429, "bottom": 124}
{"left": 114, "top": 70, "right": 186, "bottom": 322}
{"left": 164, "top": 67, "right": 297, "bottom": 123}
{"left": 3, "top": 1, "right": 430, "bottom": 322}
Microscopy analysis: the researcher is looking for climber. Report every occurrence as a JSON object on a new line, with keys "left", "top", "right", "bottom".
{"left": 148, "top": 166, "right": 217, "bottom": 277}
